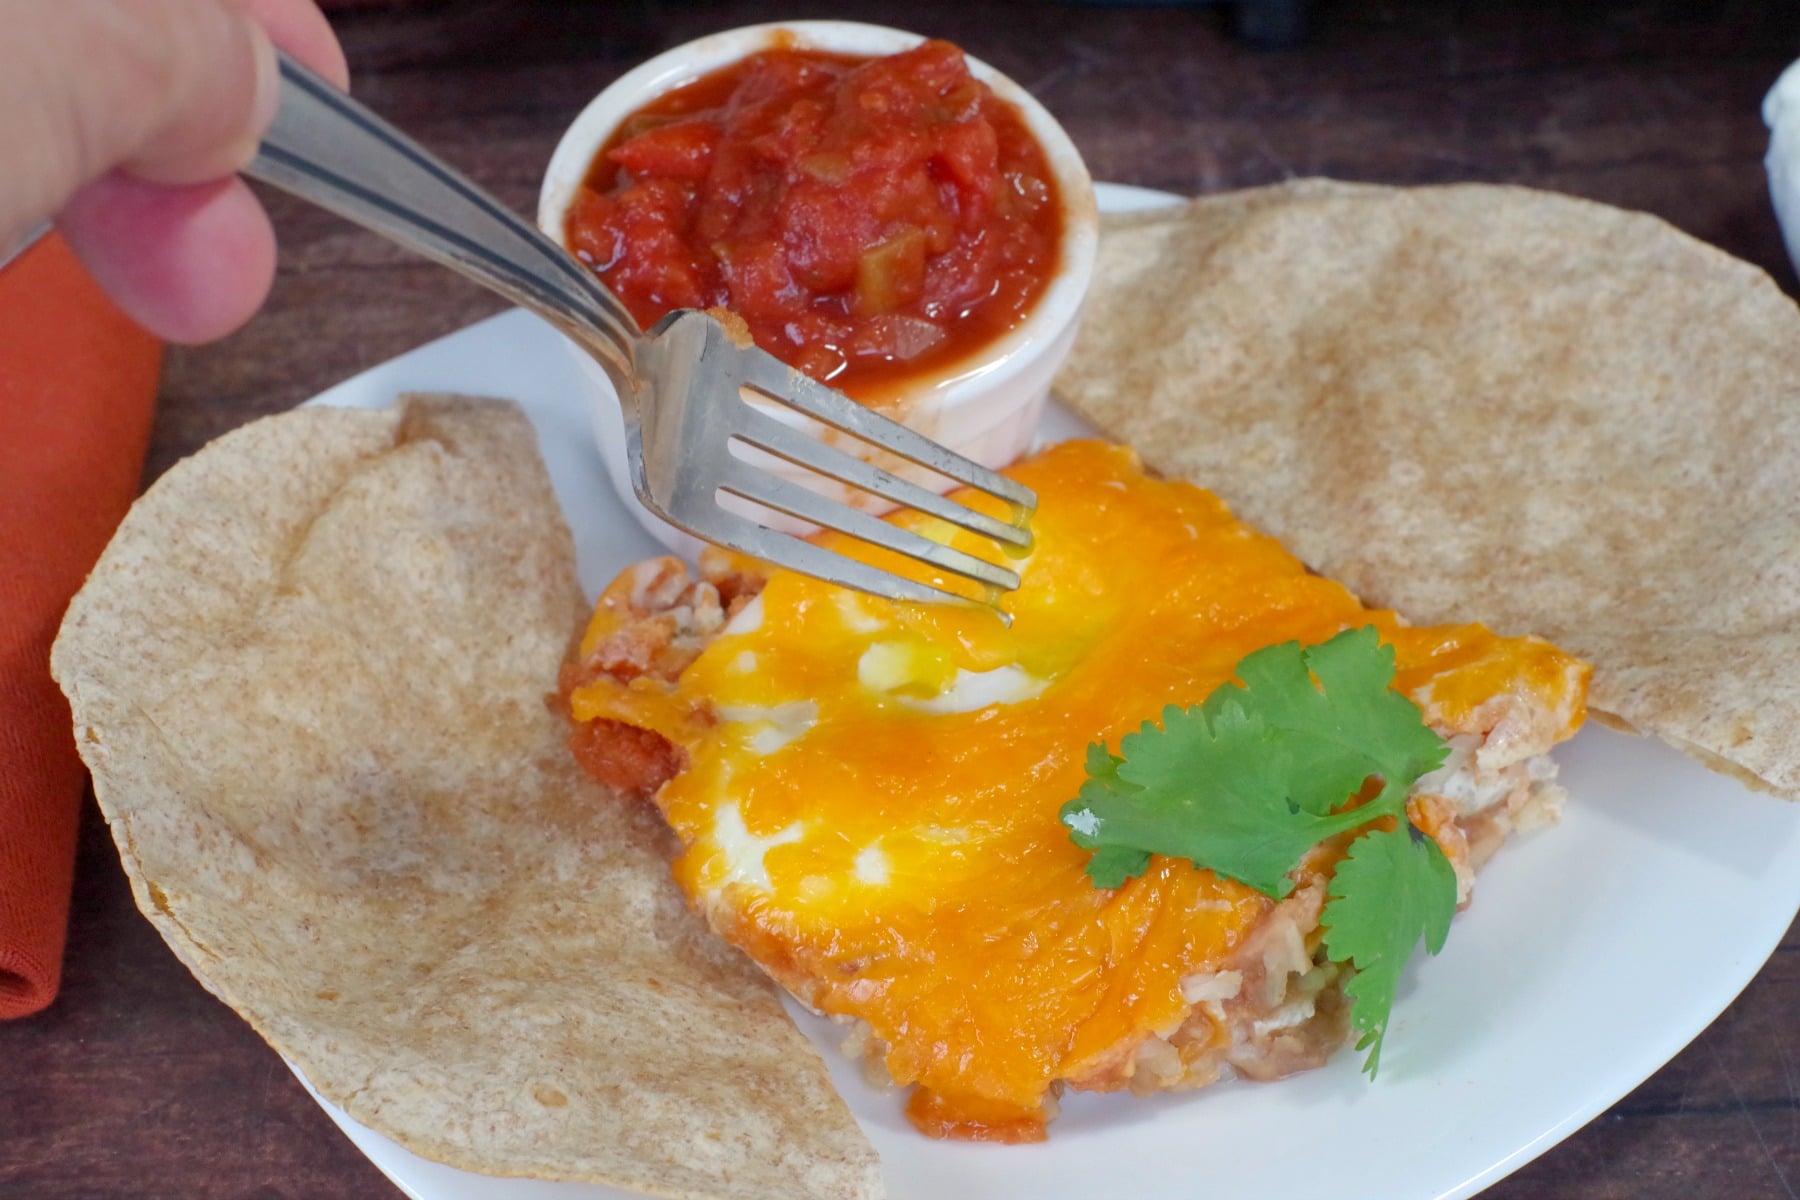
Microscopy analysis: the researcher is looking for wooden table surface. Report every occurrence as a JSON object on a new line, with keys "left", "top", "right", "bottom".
{"left": 6, "top": 1, "right": 1799, "bottom": 1196}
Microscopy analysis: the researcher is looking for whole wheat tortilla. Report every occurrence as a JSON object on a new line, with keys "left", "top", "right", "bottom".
{"left": 51, "top": 395, "right": 883, "bottom": 1200}
{"left": 1058, "top": 181, "right": 1800, "bottom": 797}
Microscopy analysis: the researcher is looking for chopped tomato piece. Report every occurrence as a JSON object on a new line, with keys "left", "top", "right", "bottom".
{"left": 568, "top": 718, "right": 683, "bottom": 801}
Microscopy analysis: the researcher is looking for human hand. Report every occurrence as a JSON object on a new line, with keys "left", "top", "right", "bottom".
{"left": 0, "top": 0, "right": 349, "bottom": 343}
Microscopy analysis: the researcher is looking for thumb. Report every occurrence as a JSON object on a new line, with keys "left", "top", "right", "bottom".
{"left": 0, "top": 0, "right": 278, "bottom": 248}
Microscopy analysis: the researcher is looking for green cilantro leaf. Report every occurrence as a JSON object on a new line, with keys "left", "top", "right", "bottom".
{"left": 1200, "top": 627, "right": 1449, "bottom": 817}
{"left": 1065, "top": 743, "right": 1154, "bottom": 886}
{"left": 1059, "top": 625, "right": 1464, "bottom": 1081}
{"left": 1063, "top": 700, "right": 1372, "bottom": 896}
{"left": 1058, "top": 627, "right": 1448, "bottom": 895}
{"left": 1083, "top": 845, "right": 1153, "bottom": 888}
{"left": 1321, "top": 825, "right": 1458, "bottom": 1077}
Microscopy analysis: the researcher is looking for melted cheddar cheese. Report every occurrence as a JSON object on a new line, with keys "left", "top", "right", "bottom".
{"left": 568, "top": 439, "right": 1586, "bottom": 1140}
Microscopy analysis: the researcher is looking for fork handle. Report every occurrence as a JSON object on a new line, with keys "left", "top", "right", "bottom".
{"left": 246, "top": 53, "right": 640, "bottom": 388}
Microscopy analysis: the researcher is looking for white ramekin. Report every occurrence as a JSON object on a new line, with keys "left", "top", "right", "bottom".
{"left": 538, "top": 20, "right": 1098, "bottom": 557}
{"left": 1765, "top": 59, "right": 1800, "bottom": 278}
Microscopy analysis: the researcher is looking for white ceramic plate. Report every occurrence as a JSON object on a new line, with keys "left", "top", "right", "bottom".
{"left": 297, "top": 183, "right": 1800, "bottom": 1200}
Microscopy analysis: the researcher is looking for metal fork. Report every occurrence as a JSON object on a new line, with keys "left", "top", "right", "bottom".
{"left": 247, "top": 53, "right": 1035, "bottom": 612}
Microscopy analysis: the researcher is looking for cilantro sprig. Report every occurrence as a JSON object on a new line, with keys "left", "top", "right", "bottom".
{"left": 1059, "top": 626, "right": 1459, "bottom": 1075}
{"left": 1322, "top": 823, "right": 1457, "bottom": 1076}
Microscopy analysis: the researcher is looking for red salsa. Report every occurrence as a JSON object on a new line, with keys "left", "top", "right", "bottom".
{"left": 564, "top": 40, "right": 1062, "bottom": 402}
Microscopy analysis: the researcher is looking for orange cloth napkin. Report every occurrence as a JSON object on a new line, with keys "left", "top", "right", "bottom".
{"left": 0, "top": 234, "right": 160, "bottom": 1019}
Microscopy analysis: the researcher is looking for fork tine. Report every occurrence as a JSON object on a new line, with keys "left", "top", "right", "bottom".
{"left": 732, "top": 407, "right": 1031, "bottom": 550}
{"left": 702, "top": 509, "right": 999, "bottom": 613}
{"left": 735, "top": 348, "right": 1038, "bottom": 511}
{"left": 717, "top": 462, "right": 1022, "bottom": 592}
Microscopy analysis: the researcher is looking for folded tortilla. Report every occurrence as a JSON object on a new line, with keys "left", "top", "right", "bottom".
{"left": 52, "top": 395, "right": 883, "bottom": 1200}
{"left": 1058, "top": 181, "right": 1800, "bottom": 797}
